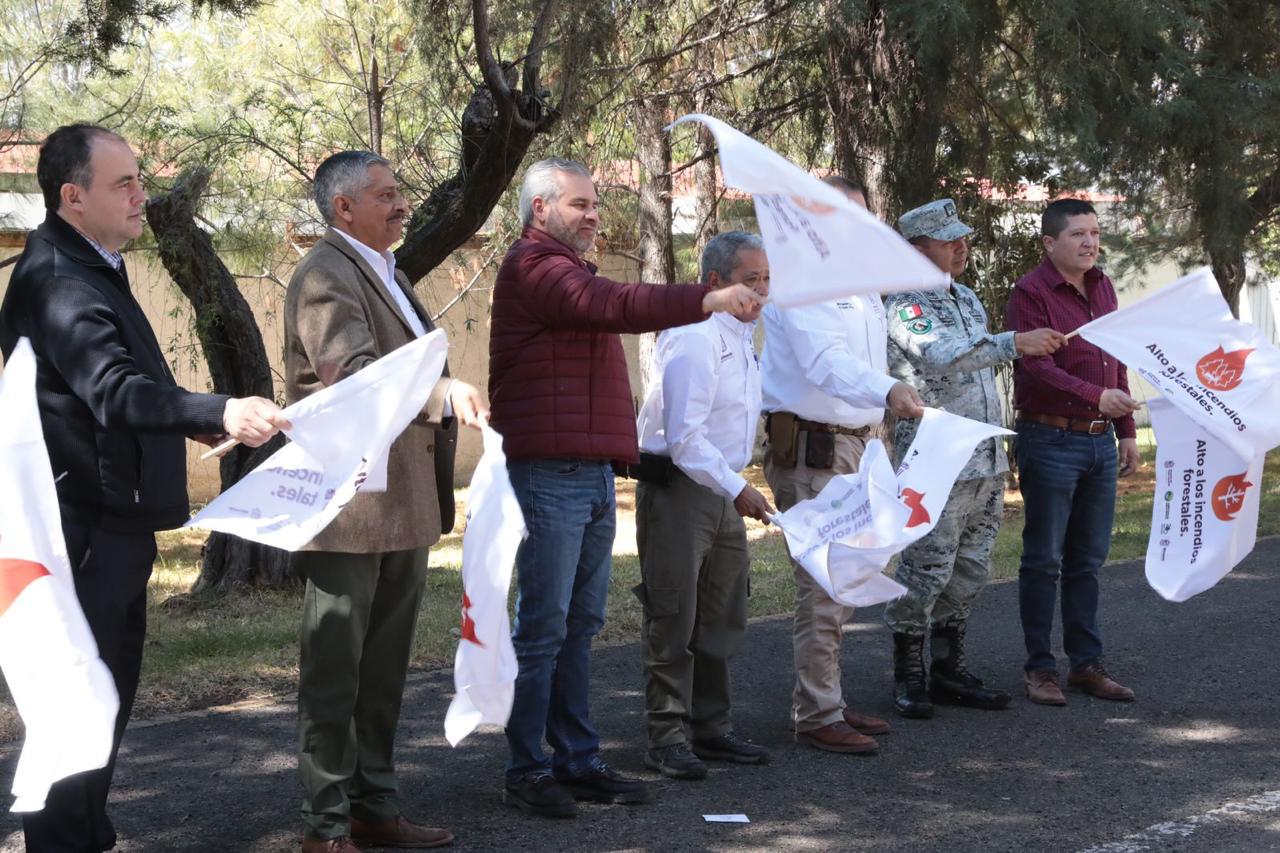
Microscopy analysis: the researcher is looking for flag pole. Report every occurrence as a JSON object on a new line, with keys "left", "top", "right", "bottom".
{"left": 200, "top": 437, "right": 239, "bottom": 460}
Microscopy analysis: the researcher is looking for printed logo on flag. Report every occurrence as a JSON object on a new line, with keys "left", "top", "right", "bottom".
{"left": 1196, "top": 346, "right": 1254, "bottom": 391}
{"left": 898, "top": 304, "right": 923, "bottom": 321}
{"left": 0, "top": 558, "right": 50, "bottom": 616}
{"left": 1211, "top": 472, "right": 1253, "bottom": 522}
{"left": 459, "top": 590, "right": 484, "bottom": 646}
{"left": 901, "top": 488, "right": 930, "bottom": 528}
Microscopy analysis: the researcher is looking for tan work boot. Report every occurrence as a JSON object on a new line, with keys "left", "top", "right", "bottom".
{"left": 1025, "top": 670, "right": 1068, "bottom": 706}
{"left": 796, "top": 721, "right": 878, "bottom": 754}
{"left": 1068, "top": 661, "right": 1135, "bottom": 702}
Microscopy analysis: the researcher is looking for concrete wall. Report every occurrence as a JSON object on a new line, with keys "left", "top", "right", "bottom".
{"left": 0, "top": 237, "right": 646, "bottom": 503}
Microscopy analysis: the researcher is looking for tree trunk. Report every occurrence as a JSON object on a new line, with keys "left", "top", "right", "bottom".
{"left": 1209, "top": 245, "right": 1247, "bottom": 318}
{"left": 145, "top": 166, "right": 294, "bottom": 592}
{"left": 691, "top": 76, "right": 719, "bottom": 260}
{"left": 633, "top": 93, "right": 676, "bottom": 395}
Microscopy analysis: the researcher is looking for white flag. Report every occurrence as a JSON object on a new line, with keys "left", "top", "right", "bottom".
{"left": 0, "top": 339, "right": 119, "bottom": 812}
{"left": 773, "top": 409, "right": 1013, "bottom": 607}
{"left": 667, "top": 114, "right": 948, "bottom": 307}
{"left": 187, "top": 331, "right": 449, "bottom": 551}
{"left": 1144, "top": 396, "right": 1264, "bottom": 602}
{"left": 444, "top": 425, "right": 525, "bottom": 746}
{"left": 1076, "top": 267, "right": 1280, "bottom": 461}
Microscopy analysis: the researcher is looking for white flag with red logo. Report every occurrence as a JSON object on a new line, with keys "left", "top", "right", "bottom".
{"left": 0, "top": 339, "right": 119, "bottom": 812}
{"left": 186, "top": 331, "right": 448, "bottom": 551}
{"left": 1075, "top": 267, "right": 1280, "bottom": 461}
{"left": 444, "top": 424, "right": 525, "bottom": 746}
{"left": 667, "top": 114, "right": 948, "bottom": 307}
{"left": 1075, "top": 267, "right": 1280, "bottom": 600}
{"left": 772, "top": 409, "right": 1013, "bottom": 606}
{"left": 1144, "top": 396, "right": 1264, "bottom": 602}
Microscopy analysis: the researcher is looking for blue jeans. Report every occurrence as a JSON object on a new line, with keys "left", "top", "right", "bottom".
{"left": 1015, "top": 421, "right": 1117, "bottom": 673}
{"left": 504, "top": 457, "right": 615, "bottom": 782}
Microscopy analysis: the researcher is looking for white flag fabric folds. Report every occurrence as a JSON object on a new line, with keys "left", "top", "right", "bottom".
{"left": 1075, "top": 267, "right": 1280, "bottom": 600}
{"left": 1144, "top": 397, "right": 1265, "bottom": 602}
{"left": 187, "top": 330, "right": 449, "bottom": 551}
{"left": 773, "top": 409, "right": 1013, "bottom": 606}
{"left": 667, "top": 114, "right": 948, "bottom": 307}
{"left": 444, "top": 425, "right": 525, "bottom": 746}
{"left": 1075, "top": 267, "right": 1280, "bottom": 461}
{"left": 0, "top": 339, "right": 119, "bottom": 812}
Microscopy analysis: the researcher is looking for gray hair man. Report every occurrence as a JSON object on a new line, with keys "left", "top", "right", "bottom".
{"left": 631, "top": 231, "right": 774, "bottom": 780}
{"left": 883, "top": 198, "right": 1065, "bottom": 720}
{"left": 285, "top": 149, "right": 485, "bottom": 852}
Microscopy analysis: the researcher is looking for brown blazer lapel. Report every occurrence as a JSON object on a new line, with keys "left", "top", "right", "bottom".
{"left": 321, "top": 228, "right": 417, "bottom": 338}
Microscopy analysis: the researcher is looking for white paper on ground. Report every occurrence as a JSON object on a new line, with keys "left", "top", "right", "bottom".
{"left": 703, "top": 814, "right": 750, "bottom": 823}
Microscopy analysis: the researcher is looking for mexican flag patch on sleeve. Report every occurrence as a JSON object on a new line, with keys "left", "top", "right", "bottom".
{"left": 897, "top": 304, "right": 924, "bottom": 321}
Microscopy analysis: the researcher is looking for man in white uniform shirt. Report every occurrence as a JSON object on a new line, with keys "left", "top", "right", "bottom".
{"left": 761, "top": 177, "right": 925, "bottom": 754}
{"left": 631, "top": 232, "right": 774, "bottom": 780}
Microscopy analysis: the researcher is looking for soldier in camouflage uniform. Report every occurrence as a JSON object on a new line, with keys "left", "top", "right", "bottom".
{"left": 883, "top": 199, "right": 1066, "bottom": 719}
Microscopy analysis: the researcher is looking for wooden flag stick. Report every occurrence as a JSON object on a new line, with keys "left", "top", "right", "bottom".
{"left": 199, "top": 437, "right": 239, "bottom": 460}
{"left": 1063, "top": 329, "right": 1081, "bottom": 341}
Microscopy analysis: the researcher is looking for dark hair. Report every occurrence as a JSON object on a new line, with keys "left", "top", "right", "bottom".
{"left": 37, "top": 124, "right": 124, "bottom": 213}
{"left": 1042, "top": 198, "right": 1097, "bottom": 238}
{"left": 313, "top": 150, "right": 391, "bottom": 224}
{"left": 822, "top": 175, "right": 865, "bottom": 196}
{"left": 907, "top": 235, "right": 932, "bottom": 247}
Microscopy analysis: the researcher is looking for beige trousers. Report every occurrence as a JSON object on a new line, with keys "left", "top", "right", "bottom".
{"left": 764, "top": 430, "right": 867, "bottom": 732}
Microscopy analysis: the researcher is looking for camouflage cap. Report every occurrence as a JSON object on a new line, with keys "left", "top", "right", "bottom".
{"left": 898, "top": 198, "right": 974, "bottom": 242}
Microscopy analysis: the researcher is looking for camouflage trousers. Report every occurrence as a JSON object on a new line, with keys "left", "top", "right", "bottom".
{"left": 883, "top": 475, "right": 1005, "bottom": 636}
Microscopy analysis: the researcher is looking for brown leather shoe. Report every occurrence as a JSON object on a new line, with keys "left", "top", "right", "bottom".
{"left": 300, "top": 837, "right": 361, "bottom": 853}
{"left": 350, "top": 816, "right": 454, "bottom": 849}
{"left": 796, "top": 721, "right": 878, "bottom": 754}
{"left": 1024, "top": 670, "right": 1068, "bottom": 706}
{"left": 1068, "top": 661, "right": 1135, "bottom": 702}
{"left": 842, "top": 708, "right": 892, "bottom": 735}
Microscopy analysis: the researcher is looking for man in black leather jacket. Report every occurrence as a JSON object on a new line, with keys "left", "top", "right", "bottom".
{"left": 0, "top": 123, "right": 287, "bottom": 853}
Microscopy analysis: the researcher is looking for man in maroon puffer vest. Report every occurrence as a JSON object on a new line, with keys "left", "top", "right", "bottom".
{"left": 490, "top": 158, "right": 762, "bottom": 818}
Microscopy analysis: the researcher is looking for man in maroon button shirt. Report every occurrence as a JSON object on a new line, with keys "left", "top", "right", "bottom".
{"left": 1006, "top": 198, "right": 1141, "bottom": 707}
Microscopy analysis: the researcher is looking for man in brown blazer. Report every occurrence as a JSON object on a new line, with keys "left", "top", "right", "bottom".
{"left": 284, "top": 150, "right": 485, "bottom": 853}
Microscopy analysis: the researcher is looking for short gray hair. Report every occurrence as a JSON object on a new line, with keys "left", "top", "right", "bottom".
{"left": 518, "top": 158, "right": 593, "bottom": 226}
{"left": 701, "top": 231, "right": 764, "bottom": 283}
{"left": 313, "top": 150, "right": 391, "bottom": 224}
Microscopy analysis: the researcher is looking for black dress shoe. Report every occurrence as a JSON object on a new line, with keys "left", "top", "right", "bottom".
{"left": 692, "top": 732, "right": 770, "bottom": 765}
{"left": 644, "top": 742, "right": 708, "bottom": 779}
{"left": 555, "top": 760, "right": 652, "bottom": 804}
{"left": 502, "top": 772, "right": 578, "bottom": 818}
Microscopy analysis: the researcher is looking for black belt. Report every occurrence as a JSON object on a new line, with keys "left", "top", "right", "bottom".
{"left": 617, "top": 452, "right": 676, "bottom": 485}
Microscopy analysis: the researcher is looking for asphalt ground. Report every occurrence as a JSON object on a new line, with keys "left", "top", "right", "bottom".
{"left": 2, "top": 540, "right": 1278, "bottom": 852}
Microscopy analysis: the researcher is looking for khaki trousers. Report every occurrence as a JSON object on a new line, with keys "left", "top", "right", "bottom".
{"left": 294, "top": 547, "right": 428, "bottom": 841}
{"left": 636, "top": 471, "right": 749, "bottom": 748}
{"left": 764, "top": 430, "right": 867, "bottom": 732}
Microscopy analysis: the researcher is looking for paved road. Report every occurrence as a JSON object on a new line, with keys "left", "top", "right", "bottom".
{"left": 2, "top": 541, "right": 1278, "bottom": 852}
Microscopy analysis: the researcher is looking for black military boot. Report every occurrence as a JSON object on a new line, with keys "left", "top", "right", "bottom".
{"left": 892, "top": 632, "right": 934, "bottom": 719}
{"left": 929, "top": 622, "right": 1011, "bottom": 710}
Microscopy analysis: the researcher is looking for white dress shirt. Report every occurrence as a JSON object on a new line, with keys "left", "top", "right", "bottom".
{"left": 334, "top": 228, "right": 428, "bottom": 338}
{"left": 760, "top": 294, "right": 896, "bottom": 429}
{"left": 637, "top": 312, "right": 762, "bottom": 501}
{"left": 334, "top": 228, "right": 455, "bottom": 414}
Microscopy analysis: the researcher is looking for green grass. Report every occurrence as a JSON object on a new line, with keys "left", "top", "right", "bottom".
{"left": 2, "top": 443, "right": 1277, "bottom": 741}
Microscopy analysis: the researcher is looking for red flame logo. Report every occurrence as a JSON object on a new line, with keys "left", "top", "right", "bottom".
{"left": 1211, "top": 473, "right": 1253, "bottom": 522}
{"left": 901, "top": 488, "right": 931, "bottom": 528}
{"left": 460, "top": 590, "right": 484, "bottom": 646}
{"left": 1196, "top": 346, "right": 1253, "bottom": 391}
{"left": 0, "top": 558, "right": 51, "bottom": 617}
